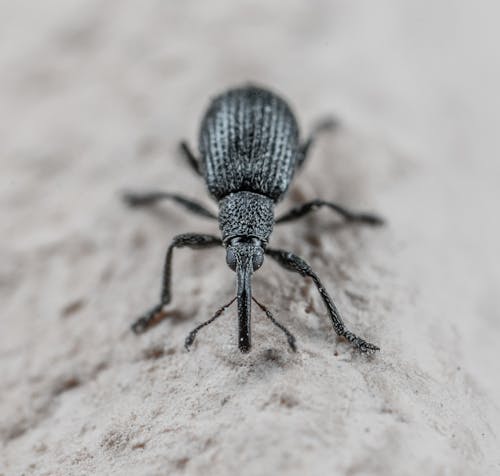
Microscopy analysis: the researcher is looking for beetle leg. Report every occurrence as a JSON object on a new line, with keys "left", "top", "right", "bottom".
{"left": 265, "top": 248, "right": 379, "bottom": 353}
{"left": 123, "top": 190, "right": 217, "bottom": 220}
{"left": 275, "top": 199, "right": 384, "bottom": 226}
{"left": 180, "top": 140, "right": 202, "bottom": 176}
{"left": 298, "top": 116, "right": 338, "bottom": 167}
{"left": 131, "top": 233, "right": 222, "bottom": 334}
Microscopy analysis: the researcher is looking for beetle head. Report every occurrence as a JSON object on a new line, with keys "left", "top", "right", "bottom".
{"left": 225, "top": 237, "right": 264, "bottom": 274}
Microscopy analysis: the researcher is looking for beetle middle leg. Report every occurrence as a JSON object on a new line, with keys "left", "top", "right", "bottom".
{"left": 123, "top": 191, "right": 217, "bottom": 220}
{"left": 131, "top": 233, "right": 222, "bottom": 334}
{"left": 275, "top": 199, "right": 384, "bottom": 226}
{"left": 265, "top": 247, "right": 379, "bottom": 353}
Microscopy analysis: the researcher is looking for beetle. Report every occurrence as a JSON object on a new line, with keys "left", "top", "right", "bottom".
{"left": 124, "top": 85, "right": 384, "bottom": 353}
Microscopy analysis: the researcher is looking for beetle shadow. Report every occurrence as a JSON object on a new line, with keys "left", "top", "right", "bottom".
{"left": 217, "top": 344, "right": 299, "bottom": 380}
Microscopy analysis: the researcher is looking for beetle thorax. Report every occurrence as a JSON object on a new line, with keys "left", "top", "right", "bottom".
{"left": 218, "top": 191, "right": 274, "bottom": 244}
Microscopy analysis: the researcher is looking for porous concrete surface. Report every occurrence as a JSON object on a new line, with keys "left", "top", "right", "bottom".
{"left": 1, "top": 2, "right": 499, "bottom": 475}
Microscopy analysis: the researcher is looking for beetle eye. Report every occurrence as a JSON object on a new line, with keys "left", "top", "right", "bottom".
{"left": 252, "top": 249, "right": 264, "bottom": 271}
{"left": 226, "top": 248, "right": 237, "bottom": 271}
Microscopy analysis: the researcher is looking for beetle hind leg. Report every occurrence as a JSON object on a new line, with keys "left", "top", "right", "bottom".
{"left": 179, "top": 140, "right": 202, "bottom": 176}
{"left": 298, "top": 116, "right": 338, "bottom": 167}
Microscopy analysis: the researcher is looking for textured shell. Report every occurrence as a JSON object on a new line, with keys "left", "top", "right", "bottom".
{"left": 199, "top": 86, "right": 301, "bottom": 202}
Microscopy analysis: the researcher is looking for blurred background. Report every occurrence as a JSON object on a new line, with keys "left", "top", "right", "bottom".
{"left": 1, "top": 1, "right": 499, "bottom": 475}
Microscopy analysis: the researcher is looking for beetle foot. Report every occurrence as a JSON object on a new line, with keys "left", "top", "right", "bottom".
{"left": 354, "top": 339, "right": 380, "bottom": 354}
{"left": 184, "top": 332, "right": 196, "bottom": 351}
{"left": 342, "top": 331, "right": 380, "bottom": 354}
{"left": 314, "top": 116, "right": 339, "bottom": 132}
{"left": 122, "top": 192, "right": 146, "bottom": 207}
{"left": 354, "top": 213, "right": 385, "bottom": 226}
{"left": 131, "top": 306, "right": 167, "bottom": 334}
{"left": 287, "top": 334, "right": 297, "bottom": 352}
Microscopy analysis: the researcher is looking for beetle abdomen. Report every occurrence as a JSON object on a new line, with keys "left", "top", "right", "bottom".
{"left": 199, "top": 86, "right": 300, "bottom": 202}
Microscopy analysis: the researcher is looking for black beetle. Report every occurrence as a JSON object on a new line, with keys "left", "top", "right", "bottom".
{"left": 124, "top": 85, "right": 384, "bottom": 353}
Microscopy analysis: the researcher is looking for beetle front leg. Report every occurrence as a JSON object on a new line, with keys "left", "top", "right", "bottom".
{"left": 131, "top": 233, "right": 222, "bottom": 334}
{"left": 265, "top": 248, "right": 379, "bottom": 353}
{"left": 275, "top": 199, "right": 384, "bottom": 226}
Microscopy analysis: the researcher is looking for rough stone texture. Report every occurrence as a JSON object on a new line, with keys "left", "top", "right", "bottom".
{"left": 1, "top": 2, "right": 499, "bottom": 475}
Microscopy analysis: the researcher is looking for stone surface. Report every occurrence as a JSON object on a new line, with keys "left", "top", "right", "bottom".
{"left": 1, "top": 1, "right": 499, "bottom": 475}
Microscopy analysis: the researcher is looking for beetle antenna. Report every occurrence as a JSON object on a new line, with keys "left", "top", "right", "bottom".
{"left": 252, "top": 297, "right": 297, "bottom": 352}
{"left": 185, "top": 297, "right": 237, "bottom": 351}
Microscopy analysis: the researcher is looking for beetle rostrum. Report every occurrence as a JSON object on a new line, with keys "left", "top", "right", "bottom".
{"left": 123, "top": 85, "right": 384, "bottom": 353}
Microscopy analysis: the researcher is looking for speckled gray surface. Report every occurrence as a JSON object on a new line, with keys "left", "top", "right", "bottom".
{"left": 1, "top": 2, "right": 499, "bottom": 475}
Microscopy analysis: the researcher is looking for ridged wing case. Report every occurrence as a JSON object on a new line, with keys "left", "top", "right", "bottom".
{"left": 199, "top": 86, "right": 301, "bottom": 202}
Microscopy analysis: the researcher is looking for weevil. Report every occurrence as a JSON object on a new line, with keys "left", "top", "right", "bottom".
{"left": 124, "top": 85, "right": 384, "bottom": 353}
